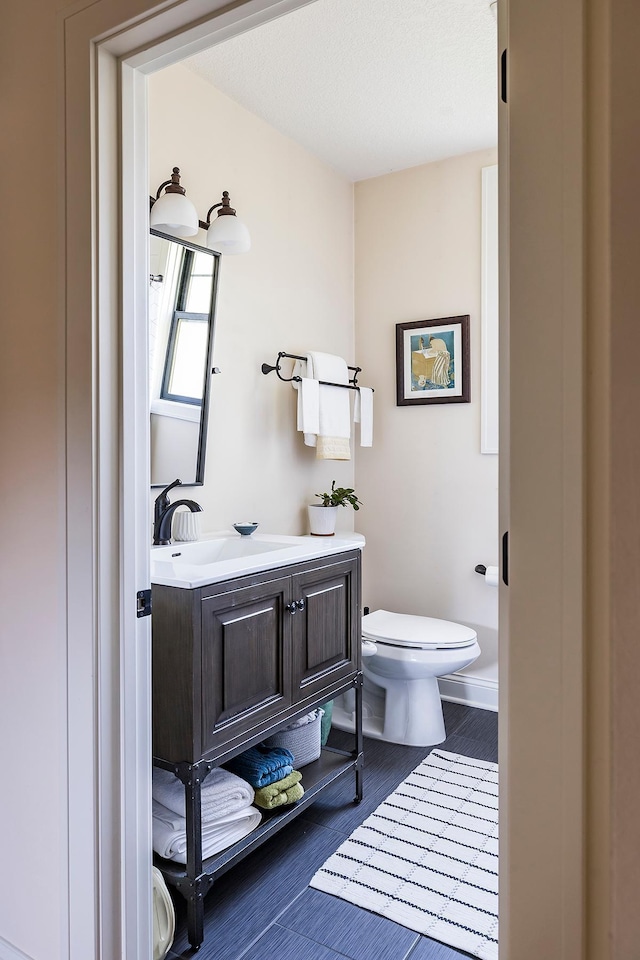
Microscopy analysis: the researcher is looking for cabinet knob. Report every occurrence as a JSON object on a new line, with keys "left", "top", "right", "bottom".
{"left": 285, "top": 601, "right": 298, "bottom": 615}
{"left": 296, "top": 598, "right": 306, "bottom": 612}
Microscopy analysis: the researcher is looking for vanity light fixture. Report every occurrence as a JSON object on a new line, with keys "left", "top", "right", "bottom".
{"left": 149, "top": 167, "right": 199, "bottom": 237}
{"left": 149, "top": 169, "right": 251, "bottom": 254}
{"left": 205, "top": 191, "right": 251, "bottom": 255}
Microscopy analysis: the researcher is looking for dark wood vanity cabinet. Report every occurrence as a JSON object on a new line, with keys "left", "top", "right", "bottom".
{"left": 152, "top": 547, "right": 363, "bottom": 950}
{"left": 153, "top": 549, "right": 360, "bottom": 764}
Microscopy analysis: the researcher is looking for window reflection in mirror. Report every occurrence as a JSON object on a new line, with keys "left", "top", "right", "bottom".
{"left": 149, "top": 231, "right": 220, "bottom": 487}
{"left": 162, "top": 314, "right": 208, "bottom": 403}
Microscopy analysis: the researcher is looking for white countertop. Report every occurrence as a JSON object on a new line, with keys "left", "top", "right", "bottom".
{"left": 150, "top": 531, "right": 365, "bottom": 589}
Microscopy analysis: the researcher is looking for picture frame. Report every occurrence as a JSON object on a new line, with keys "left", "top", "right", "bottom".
{"left": 396, "top": 315, "right": 470, "bottom": 406}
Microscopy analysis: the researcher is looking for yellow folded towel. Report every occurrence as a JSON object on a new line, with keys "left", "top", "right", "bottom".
{"left": 316, "top": 436, "right": 351, "bottom": 460}
{"left": 253, "top": 770, "right": 304, "bottom": 810}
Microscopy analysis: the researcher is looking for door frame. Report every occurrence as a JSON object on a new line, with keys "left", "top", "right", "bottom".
{"left": 497, "top": 0, "right": 586, "bottom": 955}
{"left": 60, "top": 0, "right": 592, "bottom": 957}
{"left": 64, "top": 2, "right": 321, "bottom": 956}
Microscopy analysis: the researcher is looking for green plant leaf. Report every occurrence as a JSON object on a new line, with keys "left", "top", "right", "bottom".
{"left": 314, "top": 481, "right": 363, "bottom": 509}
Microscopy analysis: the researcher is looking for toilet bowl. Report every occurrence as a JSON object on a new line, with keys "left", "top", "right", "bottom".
{"left": 333, "top": 609, "right": 480, "bottom": 746}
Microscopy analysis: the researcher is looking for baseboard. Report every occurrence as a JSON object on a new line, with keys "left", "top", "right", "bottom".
{"left": 0, "top": 935, "right": 34, "bottom": 960}
{"left": 438, "top": 672, "right": 498, "bottom": 712}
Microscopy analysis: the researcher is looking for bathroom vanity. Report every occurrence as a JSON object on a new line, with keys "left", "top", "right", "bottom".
{"left": 151, "top": 534, "right": 364, "bottom": 950}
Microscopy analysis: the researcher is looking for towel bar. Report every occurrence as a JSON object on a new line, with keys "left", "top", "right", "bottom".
{"left": 261, "top": 351, "right": 373, "bottom": 392}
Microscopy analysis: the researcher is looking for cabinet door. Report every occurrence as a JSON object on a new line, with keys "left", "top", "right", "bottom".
{"left": 291, "top": 556, "right": 360, "bottom": 702}
{"left": 201, "top": 575, "right": 292, "bottom": 754}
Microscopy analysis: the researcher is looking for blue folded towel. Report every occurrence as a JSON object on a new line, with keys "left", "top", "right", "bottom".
{"left": 225, "top": 745, "right": 295, "bottom": 788}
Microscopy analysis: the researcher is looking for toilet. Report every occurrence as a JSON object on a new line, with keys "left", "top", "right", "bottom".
{"left": 333, "top": 609, "right": 481, "bottom": 747}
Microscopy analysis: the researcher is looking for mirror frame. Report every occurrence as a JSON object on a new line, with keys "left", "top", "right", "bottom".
{"left": 150, "top": 228, "right": 221, "bottom": 488}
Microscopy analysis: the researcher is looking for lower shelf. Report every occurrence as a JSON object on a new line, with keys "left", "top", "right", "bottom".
{"left": 155, "top": 745, "right": 359, "bottom": 887}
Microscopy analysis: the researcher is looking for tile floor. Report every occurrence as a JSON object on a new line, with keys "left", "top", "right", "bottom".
{"left": 166, "top": 701, "right": 498, "bottom": 959}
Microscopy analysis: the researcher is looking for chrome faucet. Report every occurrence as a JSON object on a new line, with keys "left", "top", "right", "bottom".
{"left": 153, "top": 478, "right": 203, "bottom": 545}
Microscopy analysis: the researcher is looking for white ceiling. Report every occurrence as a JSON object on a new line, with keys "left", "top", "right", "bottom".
{"left": 184, "top": 0, "right": 498, "bottom": 183}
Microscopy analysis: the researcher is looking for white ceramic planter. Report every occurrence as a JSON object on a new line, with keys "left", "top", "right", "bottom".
{"left": 308, "top": 504, "right": 338, "bottom": 536}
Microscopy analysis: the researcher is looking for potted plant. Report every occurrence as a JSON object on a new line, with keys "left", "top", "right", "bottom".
{"left": 308, "top": 480, "right": 362, "bottom": 536}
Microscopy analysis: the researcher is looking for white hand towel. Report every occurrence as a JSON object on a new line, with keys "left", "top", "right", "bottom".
{"left": 152, "top": 799, "right": 262, "bottom": 864}
{"left": 353, "top": 386, "right": 373, "bottom": 447}
{"left": 292, "top": 360, "right": 319, "bottom": 446}
{"left": 298, "top": 379, "right": 320, "bottom": 439}
{"left": 152, "top": 765, "right": 254, "bottom": 822}
{"left": 307, "top": 351, "right": 351, "bottom": 460}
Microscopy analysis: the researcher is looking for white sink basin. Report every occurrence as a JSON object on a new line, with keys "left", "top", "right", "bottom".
{"left": 152, "top": 537, "right": 290, "bottom": 566}
{"left": 151, "top": 531, "right": 365, "bottom": 588}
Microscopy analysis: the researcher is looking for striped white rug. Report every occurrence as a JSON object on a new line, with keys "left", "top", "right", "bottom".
{"left": 310, "top": 750, "right": 499, "bottom": 959}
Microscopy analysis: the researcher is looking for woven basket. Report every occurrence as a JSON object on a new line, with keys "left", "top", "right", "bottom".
{"left": 263, "top": 708, "right": 323, "bottom": 768}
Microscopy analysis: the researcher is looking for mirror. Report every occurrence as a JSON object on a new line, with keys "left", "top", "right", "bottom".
{"left": 149, "top": 229, "right": 220, "bottom": 487}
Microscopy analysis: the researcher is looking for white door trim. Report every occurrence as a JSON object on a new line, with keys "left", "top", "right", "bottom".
{"left": 481, "top": 163, "right": 499, "bottom": 455}
{"left": 498, "top": 0, "right": 586, "bottom": 956}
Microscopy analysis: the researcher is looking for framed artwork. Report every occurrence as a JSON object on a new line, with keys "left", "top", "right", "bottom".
{"left": 396, "top": 315, "right": 470, "bottom": 406}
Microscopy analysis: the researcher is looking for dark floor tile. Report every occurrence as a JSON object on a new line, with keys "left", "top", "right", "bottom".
{"left": 167, "top": 706, "right": 497, "bottom": 958}
{"left": 407, "top": 934, "right": 476, "bottom": 959}
{"left": 279, "top": 887, "right": 419, "bottom": 960}
{"left": 168, "top": 818, "right": 344, "bottom": 959}
{"left": 439, "top": 733, "right": 498, "bottom": 765}
{"left": 306, "top": 715, "right": 484, "bottom": 836}
{"left": 304, "top": 732, "right": 433, "bottom": 834}
{"left": 442, "top": 700, "right": 473, "bottom": 737}
{"left": 453, "top": 708, "right": 498, "bottom": 753}
{"left": 240, "top": 923, "right": 350, "bottom": 960}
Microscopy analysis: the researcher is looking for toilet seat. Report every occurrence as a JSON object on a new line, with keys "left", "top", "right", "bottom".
{"left": 362, "top": 609, "right": 477, "bottom": 651}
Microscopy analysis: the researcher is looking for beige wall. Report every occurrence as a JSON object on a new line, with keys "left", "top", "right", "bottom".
{"left": 151, "top": 414, "right": 200, "bottom": 481}
{"left": 354, "top": 150, "right": 499, "bottom": 674}
{"left": 148, "top": 65, "right": 356, "bottom": 537}
{"left": 1, "top": 1, "right": 67, "bottom": 955}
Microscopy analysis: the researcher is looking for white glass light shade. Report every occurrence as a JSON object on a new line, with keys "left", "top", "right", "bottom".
{"left": 206, "top": 215, "right": 251, "bottom": 255}
{"left": 150, "top": 191, "right": 199, "bottom": 237}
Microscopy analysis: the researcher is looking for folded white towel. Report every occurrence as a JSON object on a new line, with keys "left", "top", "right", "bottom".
{"left": 152, "top": 799, "right": 262, "bottom": 864}
{"left": 308, "top": 351, "right": 351, "bottom": 460}
{"left": 152, "top": 766, "right": 254, "bottom": 822}
{"left": 354, "top": 386, "right": 373, "bottom": 447}
{"left": 298, "top": 378, "right": 320, "bottom": 438}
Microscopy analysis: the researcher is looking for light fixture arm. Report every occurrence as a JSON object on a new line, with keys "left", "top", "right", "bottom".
{"left": 205, "top": 191, "right": 236, "bottom": 224}
{"left": 155, "top": 166, "right": 187, "bottom": 200}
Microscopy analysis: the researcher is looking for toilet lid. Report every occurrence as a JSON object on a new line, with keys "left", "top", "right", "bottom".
{"left": 362, "top": 609, "right": 477, "bottom": 650}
